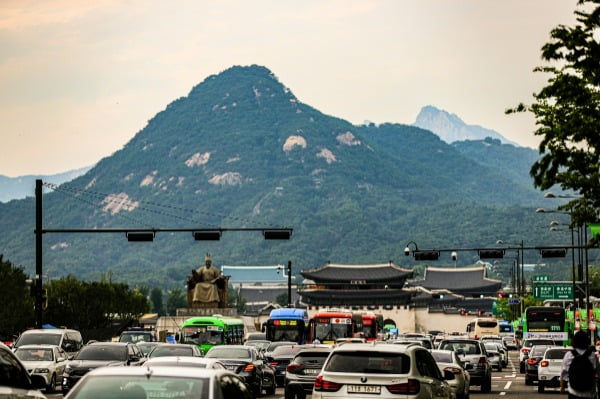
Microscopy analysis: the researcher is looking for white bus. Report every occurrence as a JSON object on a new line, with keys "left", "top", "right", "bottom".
{"left": 466, "top": 317, "right": 500, "bottom": 339}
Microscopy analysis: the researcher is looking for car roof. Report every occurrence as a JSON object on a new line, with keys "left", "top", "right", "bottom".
{"left": 14, "top": 344, "right": 61, "bottom": 349}
{"left": 330, "top": 343, "right": 417, "bottom": 353}
{"left": 87, "top": 341, "right": 130, "bottom": 347}
{"left": 84, "top": 365, "right": 232, "bottom": 379}
{"left": 144, "top": 356, "right": 220, "bottom": 365}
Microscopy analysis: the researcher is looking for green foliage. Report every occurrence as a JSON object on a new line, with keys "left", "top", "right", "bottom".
{"left": 165, "top": 288, "right": 186, "bottom": 316}
{"left": 0, "top": 255, "right": 34, "bottom": 339}
{"left": 43, "top": 274, "right": 149, "bottom": 337}
{"left": 275, "top": 293, "right": 288, "bottom": 307}
{"left": 227, "top": 285, "right": 247, "bottom": 313}
{"left": 150, "top": 287, "right": 165, "bottom": 316}
{"left": 508, "top": 1, "right": 600, "bottom": 225}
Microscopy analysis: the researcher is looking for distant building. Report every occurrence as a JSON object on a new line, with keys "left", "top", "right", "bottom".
{"left": 298, "top": 262, "right": 414, "bottom": 307}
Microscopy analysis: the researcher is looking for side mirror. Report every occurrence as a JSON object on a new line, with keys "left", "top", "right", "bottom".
{"left": 464, "top": 363, "right": 473, "bottom": 370}
{"left": 443, "top": 369, "right": 455, "bottom": 380}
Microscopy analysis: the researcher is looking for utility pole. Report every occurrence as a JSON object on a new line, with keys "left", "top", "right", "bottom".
{"left": 35, "top": 179, "right": 43, "bottom": 328}
{"left": 287, "top": 260, "right": 292, "bottom": 307}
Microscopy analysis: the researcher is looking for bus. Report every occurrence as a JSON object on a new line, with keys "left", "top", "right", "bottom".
{"left": 522, "top": 306, "right": 568, "bottom": 344}
{"left": 466, "top": 317, "right": 500, "bottom": 339}
{"left": 179, "top": 315, "right": 245, "bottom": 354}
{"left": 352, "top": 312, "right": 383, "bottom": 341}
{"left": 308, "top": 310, "right": 354, "bottom": 345}
{"left": 498, "top": 320, "right": 515, "bottom": 337}
{"left": 264, "top": 308, "right": 308, "bottom": 343}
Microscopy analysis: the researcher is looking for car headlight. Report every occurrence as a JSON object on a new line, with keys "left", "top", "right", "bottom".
{"left": 34, "top": 368, "right": 50, "bottom": 373}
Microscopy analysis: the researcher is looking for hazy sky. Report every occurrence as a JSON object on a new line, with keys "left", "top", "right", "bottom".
{"left": 0, "top": 0, "right": 580, "bottom": 177}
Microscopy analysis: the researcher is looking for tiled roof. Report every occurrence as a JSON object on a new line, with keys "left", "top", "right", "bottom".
{"left": 300, "top": 262, "right": 413, "bottom": 283}
{"left": 410, "top": 266, "right": 502, "bottom": 294}
{"left": 300, "top": 288, "right": 414, "bottom": 305}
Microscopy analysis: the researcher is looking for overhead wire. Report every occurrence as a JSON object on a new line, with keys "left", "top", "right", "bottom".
{"left": 43, "top": 182, "right": 280, "bottom": 228}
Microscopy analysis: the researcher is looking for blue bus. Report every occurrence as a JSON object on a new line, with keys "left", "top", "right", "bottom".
{"left": 264, "top": 308, "right": 308, "bottom": 343}
{"left": 498, "top": 320, "right": 515, "bottom": 337}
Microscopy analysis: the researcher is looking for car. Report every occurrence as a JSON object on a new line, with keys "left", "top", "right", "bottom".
{"left": 118, "top": 329, "right": 156, "bottom": 343}
{"left": 135, "top": 341, "right": 160, "bottom": 357}
{"left": 483, "top": 343, "right": 503, "bottom": 371}
{"left": 285, "top": 346, "right": 333, "bottom": 399}
{"left": 244, "top": 332, "right": 267, "bottom": 342}
{"left": 519, "top": 338, "right": 555, "bottom": 373}
{"left": 244, "top": 339, "right": 271, "bottom": 353}
{"left": 335, "top": 337, "right": 366, "bottom": 345}
{"left": 204, "top": 344, "right": 276, "bottom": 396}
{"left": 61, "top": 365, "right": 253, "bottom": 399}
{"left": 14, "top": 344, "right": 68, "bottom": 393}
{"left": 143, "top": 356, "right": 226, "bottom": 369}
{"left": 61, "top": 341, "right": 144, "bottom": 394}
{"left": 486, "top": 341, "right": 508, "bottom": 367}
{"left": 264, "top": 344, "right": 304, "bottom": 387}
{"left": 537, "top": 346, "right": 570, "bottom": 393}
{"left": 524, "top": 344, "right": 554, "bottom": 385}
{"left": 0, "top": 342, "right": 48, "bottom": 399}
{"left": 13, "top": 329, "right": 83, "bottom": 359}
{"left": 311, "top": 342, "right": 454, "bottom": 399}
{"left": 431, "top": 349, "right": 472, "bottom": 399}
{"left": 502, "top": 336, "right": 519, "bottom": 350}
{"left": 147, "top": 343, "right": 203, "bottom": 358}
{"left": 438, "top": 338, "right": 492, "bottom": 392}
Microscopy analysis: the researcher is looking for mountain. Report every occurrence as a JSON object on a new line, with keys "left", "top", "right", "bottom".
{"left": 0, "top": 65, "right": 558, "bottom": 290}
{"left": 413, "top": 105, "right": 520, "bottom": 146}
{"left": 0, "top": 166, "right": 92, "bottom": 203}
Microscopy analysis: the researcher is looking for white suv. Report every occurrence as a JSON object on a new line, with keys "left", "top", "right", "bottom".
{"left": 537, "top": 346, "right": 571, "bottom": 393}
{"left": 312, "top": 343, "right": 454, "bottom": 399}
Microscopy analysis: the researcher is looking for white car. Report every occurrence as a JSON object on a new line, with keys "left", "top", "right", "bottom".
{"left": 14, "top": 344, "right": 68, "bottom": 393}
{"left": 537, "top": 346, "right": 571, "bottom": 393}
{"left": 0, "top": 342, "right": 47, "bottom": 399}
{"left": 63, "top": 365, "right": 253, "bottom": 399}
{"left": 312, "top": 342, "right": 454, "bottom": 399}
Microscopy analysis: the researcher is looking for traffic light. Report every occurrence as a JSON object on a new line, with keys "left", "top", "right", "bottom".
{"left": 413, "top": 251, "right": 440, "bottom": 261}
{"left": 478, "top": 249, "right": 505, "bottom": 259}
{"left": 540, "top": 248, "right": 567, "bottom": 258}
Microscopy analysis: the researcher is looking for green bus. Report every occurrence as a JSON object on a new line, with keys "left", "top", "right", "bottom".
{"left": 522, "top": 306, "right": 569, "bottom": 345}
{"left": 179, "top": 315, "right": 245, "bottom": 354}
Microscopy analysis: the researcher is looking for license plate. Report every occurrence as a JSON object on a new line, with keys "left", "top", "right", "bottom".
{"left": 347, "top": 385, "right": 381, "bottom": 394}
{"left": 303, "top": 369, "right": 319, "bottom": 375}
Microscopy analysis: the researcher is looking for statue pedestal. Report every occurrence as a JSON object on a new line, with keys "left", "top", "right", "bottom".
{"left": 176, "top": 307, "right": 238, "bottom": 317}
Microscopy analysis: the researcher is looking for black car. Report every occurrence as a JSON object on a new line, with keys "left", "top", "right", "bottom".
{"left": 204, "top": 344, "right": 276, "bottom": 396}
{"left": 147, "top": 343, "right": 203, "bottom": 358}
{"left": 61, "top": 342, "right": 144, "bottom": 394}
{"left": 284, "top": 346, "right": 333, "bottom": 399}
{"left": 264, "top": 344, "right": 304, "bottom": 387}
{"left": 524, "top": 344, "right": 554, "bottom": 385}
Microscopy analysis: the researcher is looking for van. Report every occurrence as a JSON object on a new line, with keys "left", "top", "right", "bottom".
{"left": 13, "top": 329, "right": 83, "bottom": 358}
{"left": 466, "top": 317, "right": 500, "bottom": 340}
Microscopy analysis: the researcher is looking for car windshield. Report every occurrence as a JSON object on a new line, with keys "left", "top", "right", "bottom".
{"left": 324, "top": 351, "right": 410, "bottom": 374}
{"left": 119, "top": 333, "right": 154, "bottom": 343}
{"left": 150, "top": 347, "right": 194, "bottom": 358}
{"left": 75, "top": 346, "right": 127, "bottom": 361}
{"left": 546, "top": 349, "right": 569, "bottom": 359}
{"left": 431, "top": 352, "right": 452, "bottom": 363}
{"left": 70, "top": 375, "right": 209, "bottom": 399}
{"left": 15, "top": 348, "right": 54, "bottom": 361}
{"left": 206, "top": 348, "right": 251, "bottom": 359}
{"left": 16, "top": 333, "right": 61, "bottom": 347}
{"left": 271, "top": 346, "right": 302, "bottom": 356}
{"left": 440, "top": 342, "right": 480, "bottom": 355}
{"left": 294, "top": 352, "right": 330, "bottom": 366}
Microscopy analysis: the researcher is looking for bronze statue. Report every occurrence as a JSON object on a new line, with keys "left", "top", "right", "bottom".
{"left": 187, "top": 253, "right": 226, "bottom": 308}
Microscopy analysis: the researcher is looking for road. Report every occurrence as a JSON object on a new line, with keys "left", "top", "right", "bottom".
{"left": 47, "top": 349, "right": 556, "bottom": 399}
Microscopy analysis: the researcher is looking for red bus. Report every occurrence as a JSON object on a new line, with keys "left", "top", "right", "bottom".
{"left": 352, "top": 312, "right": 383, "bottom": 341}
{"left": 308, "top": 311, "right": 353, "bottom": 344}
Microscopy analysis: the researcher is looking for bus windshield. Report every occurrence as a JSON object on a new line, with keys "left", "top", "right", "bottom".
{"left": 181, "top": 326, "right": 223, "bottom": 345}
